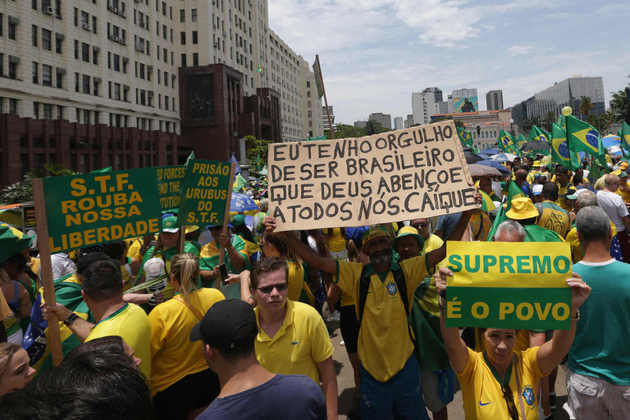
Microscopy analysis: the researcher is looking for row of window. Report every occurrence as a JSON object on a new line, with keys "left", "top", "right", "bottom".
{"left": 180, "top": 31, "right": 198, "bottom": 45}
{"left": 32, "top": 0, "right": 62, "bottom": 17}
{"left": 32, "top": 62, "right": 65, "bottom": 88}
{"left": 0, "top": 54, "right": 20, "bottom": 80}
{"left": 0, "top": 97, "right": 19, "bottom": 115}
{"left": 31, "top": 25, "right": 64, "bottom": 53}
{"left": 74, "top": 41, "right": 99, "bottom": 65}
{"left": 74, "top": 8, "right": 98, "bottom": 33}
{"left": 0, "top": 14, "right": 19, "bottom": 41}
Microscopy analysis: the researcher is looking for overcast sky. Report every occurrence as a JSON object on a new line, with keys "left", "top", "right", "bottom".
{"left": 269, "top": 0, "right": 630, "bottom": 125}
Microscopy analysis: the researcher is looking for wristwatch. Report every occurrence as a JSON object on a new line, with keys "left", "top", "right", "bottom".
{"left": 63, "top": 312, "right": 80, "bottom": 327}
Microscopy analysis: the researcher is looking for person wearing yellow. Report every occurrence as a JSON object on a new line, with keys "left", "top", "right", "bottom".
{"left": 324, "top": 227, "right": 347, "bottom": 260}
{"left": 45, "top": 258, "right": 152, "bottom": 379}
{"left": 616, "top": 171, "right": 630, "bottom": 205}
{"left": 555, "top": 166, "right": 575, "bottom": 212}
{"left": 149, "top": 253, "right": 225, "bottom": 420}
{"left": 506, "top": 197, "right": 564, "bottom": 242}
{"left": 265, "top": 209, "right": 476, "bottom": 420}
{"left": 435, "top": 265, "right": 591, "bottom": 420}
{"left": 411, "top": 218, "right": 444, "bottom": 255}
{"left": 535, "top": 183, "right": 570, "bottom": 237}
{"left": 239, "top": 258, "right": 337, "bottom": 420}
{"left": 200, "top": 224, "right": 248, "bottom": 298}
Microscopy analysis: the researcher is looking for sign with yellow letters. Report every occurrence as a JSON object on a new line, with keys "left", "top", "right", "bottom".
{"left": 445, "top": 241, "right": 572, "bottom": 330}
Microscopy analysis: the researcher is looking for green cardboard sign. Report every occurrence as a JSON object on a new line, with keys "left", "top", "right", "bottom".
{"left": 179, "top": 159, "right": 232, "bottom": 226}
{"left": 44, "top": 168, "right": 161, "bottom": 252}
{"left": 156, "top": 165, "right": 186, "bottom": 211}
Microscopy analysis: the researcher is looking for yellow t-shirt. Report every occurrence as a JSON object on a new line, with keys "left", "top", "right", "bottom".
{"left": 86, "top": 303, "right": 152, "bottom": 379}
{"left": 287, "top": 260, "right": 314, "bottom": 305}
{"left": 556, "top": 183, "right": 573, "bottom": 212}
{"left": 255, "top": 300, "right": 333, "bottom": 384}
{"left": 324, "top": 227, "right": 346, "bottom": 253}
{"left": 29, "top": 257, "right": 41, "bottom": 277}
{"left": 458, "top": 347, "right": 546, "bottom": 420}
{"left": 148, "top": 288, "right": 225, "bottom": 394}
{"left": 336, "top": 256, "right": 427, "bottom": 382}
{"left": 617, "top": 183, "right": 630, "bottom": 205}
{"left": 537, "top": 201, "right": 570, "bottom": 237}
{"left": 126, "top": 237, "right": 145, "bottom": 262}
{"left": 565, "top": 221, "right": 616, "bottom": 264}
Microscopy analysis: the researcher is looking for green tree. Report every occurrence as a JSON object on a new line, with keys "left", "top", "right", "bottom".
{"left": 244, "top": 135, "right": 272, "bottom": 168}
{"left": 0, "top": 163, "right": 74, "bottom": 204}
{"left": 588, "top": 111, "right": 616, "bottom": 134}
{"left": 365, "top": 120, "right": 389, "bottom": 135}
{"left": 578, "top": 96, "right": 593, "bottom": 120}
{"left": 610, "top": 75, "right": 630, "bottom": 123}
{"left": 334, "top": 124, "right": 366, "bottom": 138}
{"left": 519, "top": 116, "right": 542, "bottom": 134}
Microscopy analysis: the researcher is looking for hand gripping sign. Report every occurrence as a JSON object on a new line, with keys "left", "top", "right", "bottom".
{"left": 445, "top": 241, "right": 573, "bottom": 330}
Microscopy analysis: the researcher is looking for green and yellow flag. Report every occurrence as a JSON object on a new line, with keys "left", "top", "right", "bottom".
{"left": 530, "top": 125, "right": 551, "bottom": 143}
{"left": 551, "top": 123, "right": 580, "bottom": 170}
{"left": 619, "top": 121, "right": 630, "bottom": 152}
{"left": 498, "top": 130, "right": 515, "bottom": 152}
{"left": 458, "top": 126, "right": 474, "bottom": 148}
{"left": 515, "top": 133, "right": 528, "bottom": 149}
{"left": 566, "top": 115, "right": 602, "bottom": 157}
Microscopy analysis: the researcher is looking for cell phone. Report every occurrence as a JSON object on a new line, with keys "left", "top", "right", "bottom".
{"left": 218, "top": 264, "right": 228, "bottom": 282}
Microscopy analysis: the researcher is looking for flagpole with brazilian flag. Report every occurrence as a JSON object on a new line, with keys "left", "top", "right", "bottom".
{"left": 566, "top": 114, "right": 606, "bottom": 168}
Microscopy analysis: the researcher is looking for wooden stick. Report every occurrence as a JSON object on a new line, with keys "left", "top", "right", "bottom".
{"left": 217, "top": 163, "right": 236, "bottom": 288}
{"left": 32, "top": 178, "right": 63, "bottom": 367}
{"left": 316, "top": 55, "right": 335, "bottom": 139}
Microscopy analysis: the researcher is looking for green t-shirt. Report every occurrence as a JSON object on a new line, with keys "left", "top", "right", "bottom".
{"left": 523, "top": 224, "right": 563, "bottom": 242}
{"left": 569, "top": 260, "right": 630, "bottom": 385}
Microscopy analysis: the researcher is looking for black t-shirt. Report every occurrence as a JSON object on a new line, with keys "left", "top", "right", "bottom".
{"left": 196, "top": 374, "right": 326, "bottom": 420}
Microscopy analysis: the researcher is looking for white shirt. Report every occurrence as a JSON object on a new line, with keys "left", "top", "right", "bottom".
{"left": 597, "top": 190, "right": 629, "bottom": 232}
{"left": 50, "top": 253, "right": 76, "bottom": 280}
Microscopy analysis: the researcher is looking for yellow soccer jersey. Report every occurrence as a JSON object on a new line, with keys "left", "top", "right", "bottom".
{"left": 336, "top": 256, "right": 427, "bottom": 382}
{"left": 458, "top": 347, "right": 547, "bottom": 420}
{"left": 255, "top": 300, "right": 333, "bottom": 384}
{"left": 148, "top": 288, "right": 225, "bottom": 394}
{"left": 86, "top": 303, "right": 152, "bottom": 379}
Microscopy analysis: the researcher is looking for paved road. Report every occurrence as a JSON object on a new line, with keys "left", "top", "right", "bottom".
{"left": 329, "top": 325, "right": 571, "bottom": 419}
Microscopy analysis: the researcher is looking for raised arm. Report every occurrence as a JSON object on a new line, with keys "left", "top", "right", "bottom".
{"left": 537, "top": 273, "right": 591, "bottom": 375}
{"left": 436, "top": 267, "right": 469, "bottom": 373}
{"left": 427, "top": 208, "right": 475, "bottom": 268}
{"left": 264, "top": 217, "right": 337, "bottom": 274}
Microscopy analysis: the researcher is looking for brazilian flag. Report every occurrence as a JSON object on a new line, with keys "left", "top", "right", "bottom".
{"left": 515, "top": 133, "right": 528, "bottom": 149}
{"left": 497, "top": 130, "right": 515, "bottom": 152}
{"left": 566, "top": 115, "right": 603, "bottom": 157}
{"left": 551, "top": 123, "right": 580, "bottom": 170}
{"left": 619, "top": 121, "right": 630, "bottom": 152}
{"left": 457, "top": 126, "right": 473, "bottom": 148}
{"left": 529, "top": 125, "right": 551, "bottom": 143}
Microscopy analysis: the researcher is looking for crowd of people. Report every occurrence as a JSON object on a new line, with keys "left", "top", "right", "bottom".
{"left": 1, "top": 152, "right": 629, "bottom": 420}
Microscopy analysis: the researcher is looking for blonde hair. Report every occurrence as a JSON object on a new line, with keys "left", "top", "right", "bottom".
{"left": 170, "top": 253, "right": 199, "bottom": 297}
{"left": 0, "top": 342, "right": 21, "bottom": 378}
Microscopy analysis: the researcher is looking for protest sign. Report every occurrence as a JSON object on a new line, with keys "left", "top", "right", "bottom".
{"left": 156, "top": 165, "right": 186, "bottom": 211}
{"left": 267, "top": 120, "right": 477, "bottom": 231}
{"left": 43, "top": 169, "right": 162, "bottom": 253}
{"left": 445, "top": 241, "right": 572, "bottom": 330}
{"left": 179, "top": 159, "right": 233, "bottom": 227}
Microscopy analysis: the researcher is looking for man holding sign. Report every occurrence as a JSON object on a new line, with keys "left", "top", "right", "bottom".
{"left": 435, "top": 242, "right": 590, "bottom": 420}
{"left": 265, "top": 206, "right": 476, "bottom": 420}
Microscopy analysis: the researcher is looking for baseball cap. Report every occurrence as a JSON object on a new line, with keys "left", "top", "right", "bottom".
{"left": 190, "top": 299, "right": 258, "bottom": 351}
{"left": 393, "top": 226, "right": 424, "bottom": 251}
{"left": 162, "top": 215, "right": 180, "bottom": 233}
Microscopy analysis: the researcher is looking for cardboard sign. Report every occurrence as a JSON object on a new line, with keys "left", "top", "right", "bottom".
{"left": 44, "top": 169, "right": 161, "bottom": 253}
{"left": 268, "top": 121, "right": 477, "bottom": 231}
{"left": 179, "top": 159, "right": 233, "bottom": 226}
{"left": 445, "top": 241, "right": 573, "bottom": 330}
{"left": 156, "top": 165, "right": 186, "bottom": 211}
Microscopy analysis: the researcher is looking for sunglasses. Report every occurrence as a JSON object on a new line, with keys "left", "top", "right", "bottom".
{"left": 501, "top": 384, "right": 520, "bottom": 420}
{"left": 257, "top": 283, "right": 289, "bottom": 294}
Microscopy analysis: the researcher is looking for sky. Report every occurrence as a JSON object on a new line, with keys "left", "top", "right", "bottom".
{"left": 268, "top": 0, "right": 630, "bottom": 125}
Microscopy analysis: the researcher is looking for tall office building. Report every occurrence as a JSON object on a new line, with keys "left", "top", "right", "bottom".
{"left": 486, "top": 90, "right": 504, "bottom": 111}
{"left": 368, "top": 112, "right": 392, "bottom": 130}
{"left": 511, "top": 77, "right": 605, "bottom": 128}
{"left": 412, "top": 87, "right": 442, "bottom": 125}
{"left": 394, "top": 116, "right": 403, "bottom": 130}
{"left": 405, "top": 114, "right": 414, "bottom": 128}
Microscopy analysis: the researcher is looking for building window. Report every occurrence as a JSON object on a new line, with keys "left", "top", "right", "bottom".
{"left": 56, "top": 68, "right": 64, "bottom": 88}
{"left": 55, "top": 33, "right": 63, "bottom": 53}
{"left": 191, "top": 9, "right": 197, "bottom": 22}
{"left": 193, "top": 53, "right": 198, "bottom": 66}
{"left": 82, "top": 43, "right": 90, "bottom": 62}
{"left": 9, "top": 98, "right": 18, "bottom": 115}
{"left": 42, "top": 64, "right": 52, "bottom": 86}
{"left": 42, "top": 29, "right": 52, "bottom": 51}
{"left": 181, "top": 54, "right": 186, "bottom": 67}
{"left": 192, "top": 31, "right": 198, "bottom": 44}
{"left": 82, "top": 74, "right": 91, "bottom": 94}
{"left": 179, "top": 9, "right": 185, "bottom": 22}
{"left": 32, "top": 25, "right": 38, "bottom": 47}
{"left": 92, "top": 47, "right": 99, "bottom": 65}
{"left": 32, "top": 62, "right": 39, "bottom": 84}
{"left": 8, "top": 17, "right": 17, "bottom": 41}
{"left": 180, "top": 31, "right": 185, "bottom": 44}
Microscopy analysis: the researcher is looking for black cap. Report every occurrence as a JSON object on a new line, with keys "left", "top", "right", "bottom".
{"left": 190, "top": 299, "right": 258, "bottom": 350}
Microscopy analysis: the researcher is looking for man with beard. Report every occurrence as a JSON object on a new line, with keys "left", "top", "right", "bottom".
{"left": 264, "top": 208, "right": 476, "bottom": 420}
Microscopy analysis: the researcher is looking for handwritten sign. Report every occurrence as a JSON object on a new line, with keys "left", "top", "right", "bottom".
{"left": 268, "top": 121, "right": 476, "bottom": 231}
{"left": 44, "top": 169, "right": 161, "bottom": 253}
{"left": 179, "top": 159, "right": 232, "bottom": 226}
{"left": 445, "top": 241, "right": 572, "bottom": 330}
{"left": 156, "top": 165, "right": 186, "bottom": 211}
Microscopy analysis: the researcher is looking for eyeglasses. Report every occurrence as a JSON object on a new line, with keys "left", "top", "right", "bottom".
{"left": 501, "top": 384, "right": 520, "bottom": 420}
{"left": 257, "top": 283, "right": 288, "bottom": 294}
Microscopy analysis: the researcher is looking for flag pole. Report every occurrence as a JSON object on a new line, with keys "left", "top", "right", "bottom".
{"left": 314, "top": 55, "right": 335, "bottom": 139}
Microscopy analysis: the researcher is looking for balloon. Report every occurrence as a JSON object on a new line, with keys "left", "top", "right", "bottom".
{"left": 561, "top": 106, "right": 573, "bottom": 116}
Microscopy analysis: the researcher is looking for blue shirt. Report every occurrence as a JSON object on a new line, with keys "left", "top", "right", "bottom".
{"left": 197, "top": 374, "right": 326, "bottom": 420}
{"left": 569, "top": 260, "right": 630, "bottom": 385}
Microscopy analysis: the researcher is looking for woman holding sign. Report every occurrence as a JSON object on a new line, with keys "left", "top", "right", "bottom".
{"left": 435, "top": 268, "right": 591, "bottom": 420}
